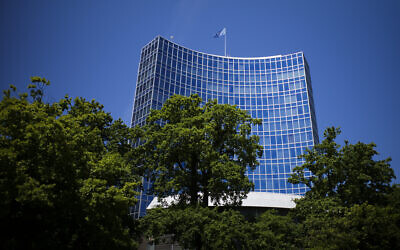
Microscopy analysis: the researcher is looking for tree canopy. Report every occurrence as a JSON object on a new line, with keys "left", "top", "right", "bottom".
{"left": 288, "top": 127, "right": 400, "bottom": 249}
{"left": 3, "top": 76, "right": 399, "bottom": 249}
{"left": 142, "top": 126, "right": 400, "bottom": 249}
{"left": 289, "top": 126, "right": 395, "bottom": 206}
{"left": 142, "top": 206, "right": 253, "bottom": 250}
{"left": 139, "top": 94, "right": 263, "bottom": 207}
{"left": 0, "top": 78, "right": 141, "bottom": 249}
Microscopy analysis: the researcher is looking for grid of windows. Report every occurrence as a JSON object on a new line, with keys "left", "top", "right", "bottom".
{"left": 131, "top": 36, "right": 319, "bottom": 218}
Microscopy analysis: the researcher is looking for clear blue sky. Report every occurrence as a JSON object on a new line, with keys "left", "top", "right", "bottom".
{"left": 1, "top": 0, "right": 399, "bottom": 181}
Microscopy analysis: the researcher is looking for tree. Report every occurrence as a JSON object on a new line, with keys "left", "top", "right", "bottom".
{"left": 0, "top": 77, "right": 141, "bottom": 249}
{"left": 289, "top": 194, "right": 400, "bottom": 249}
{"left": 142, "top": 206, "right": 252, "bottom": 250}
{"left": 289, "top": 196, "right": 353, "bottom": 249}
{"left": 140, "top": 94, "right": 263, "bottom": 207}
{"left": 289, "top": 127, "right": 395, "bottom": 206}
{"left": 250, "top": 210, "right": 301, "bottom": 249}
{"left": 202, "top": 208, "right": 252, "bottom": 249}
{"left": 139, "top": 94, "right": 262, "bottom": 248}
{"left": 288, "top": 127, "right": 400, "bottom": 249}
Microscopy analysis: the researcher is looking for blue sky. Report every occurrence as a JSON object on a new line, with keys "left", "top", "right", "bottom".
{"left": 1, "top": 0, "right": 399, "bottom": 181}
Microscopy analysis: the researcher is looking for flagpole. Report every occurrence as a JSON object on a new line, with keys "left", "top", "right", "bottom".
{"left": 224, "top": 30, "right": 227, "bottom": 56}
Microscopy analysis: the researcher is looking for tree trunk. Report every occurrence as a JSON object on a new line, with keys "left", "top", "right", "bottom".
{"left": 202, "top": 190, "right": 208, "bottom": 207}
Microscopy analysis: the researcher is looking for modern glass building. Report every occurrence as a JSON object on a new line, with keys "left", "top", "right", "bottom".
{"left": 131, "top": 36, "right": 318, "bottom": 218}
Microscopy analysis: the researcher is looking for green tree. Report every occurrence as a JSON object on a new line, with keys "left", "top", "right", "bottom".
{"left": 289, "top": 127, "right": 400, "bottom": 249}
{"left": 139, "top": 94, "right": 263, "bottom": 249}
{"left": 251, "top": 210, "right": 301, "bottom": 249}
{"left": 289, "top": 194, "right": 400, "bottom": 249}
{"left": 142, "top": 206, "right": 252, "bottom": 250}
{"left": 140, "top": 94, "right": 263, "bottom": 206}
{"left": 289, "top": 127, "right": 395, "bottom": 206}
{"left": 0, "top": 78, "right": 141, "bottom": 249}
{"left": 340, "top": 202, "right": 400, "bottom": 249}
{"left": 203, "top": 208, "right": 252, "bottom": 249}
{"left": 290, "top": 196, "right": 353, "bottom": 249}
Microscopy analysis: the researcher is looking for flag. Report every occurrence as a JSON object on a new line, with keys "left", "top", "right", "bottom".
{"left": 214, "top": 27, "right": 226, "bottom": 38}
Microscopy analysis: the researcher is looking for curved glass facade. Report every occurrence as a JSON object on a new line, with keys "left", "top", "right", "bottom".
{"left": 131, "top": 36, "right": 319, "bottom": 218}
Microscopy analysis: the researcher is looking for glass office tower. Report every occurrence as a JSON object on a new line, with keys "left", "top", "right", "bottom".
{"left": 131, "top": 36, "right": 318, "bottom": 218}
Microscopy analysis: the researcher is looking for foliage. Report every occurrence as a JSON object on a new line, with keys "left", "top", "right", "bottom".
{"left": 250, "top": 210, "right": 301, "bottom": 249}
{"left": 289, "top": 126, "right": 395, "bottom": 206}
{"left": 142, "top": 206, "right": 252, "bottom": 250}
{"left": 139, "top": 94, "right": 264, "bottom": 249}
{"left": 139, "top": 94, "right": 263, "bottom": 206}
{"left": 141, "top": 126, "right": 400, "bottom": 249}
{"left": 289, "top": 194, "right": 400, "bottom": 249}
{"left": 289, "top": 127, "right": 400, "bottom": 249}
{"left": 203, "top": 208, "right": 252, "bottom": 249}
{"left": 290, "top": 196, "right": 354, "bottom": 249}
{"left": 0, "top": 78, "right": 141, "bottom": 249}
{"left": 341, "top": 201, "right": 400, "bottom": 249}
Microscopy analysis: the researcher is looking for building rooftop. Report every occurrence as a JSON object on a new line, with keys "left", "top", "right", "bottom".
{"left": 147, "top": 191, "right": 302, "bottom": 210}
